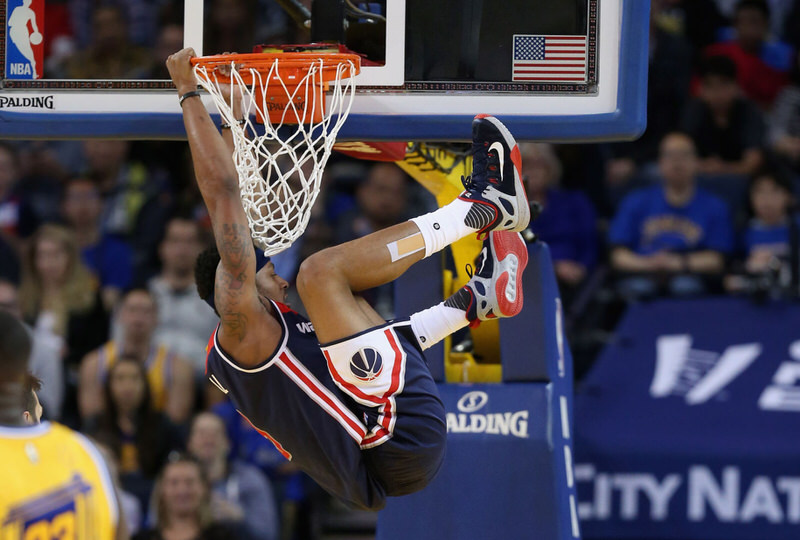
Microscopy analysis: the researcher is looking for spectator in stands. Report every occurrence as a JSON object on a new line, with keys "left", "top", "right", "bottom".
{"left": 0, "top": 234, "right": 20, "bottom": 284}
{"left": 149, "top": 217, "right": 217, "bottom": 378}
{"left": 62, "top": 177, "right": 133, "bottom": 310}
{"left": 65, "top": 5, "right": 151, "bottom": 79}
{"left": 86, "top": 356, "right": 184, "bottom": 518}
{"left": 69, "top": 0, "right": 160, "bottom": 50}
{"left": 682, "top": 55, "right": 765, "bottom": 177}
{"left": 188, "top": 412, "right": 279, "bottom": 540}
{"left": 0, "top": 278, "right": 64, "bottom": 419}
{"left": 609, "top": 133, "right": 734, "bottom": 299}
{"left": 654, "top": 0, "right": 727, "bottom": 61}
{"left": 94, "top": 441, "right": 144, "bottom": 536}
{"left": 784, "top": 1, "right": 800, "bottom": 50}
{"left": 146, "top": 23, "right": 184, "bottom": 80}
{"left": 212, "top": 399, "right": 309, "bottom": 540}
{"left": 334, "top": 163, "right": 411, "bottom": 243}
{"left": 334, "top": 163, "right": 411, "bottom": 318}
{"left": 714, "top": 0, "right": 795, "bottom": 40}
{"left": 20, "top": 224, "right": 109, "bottom": 424}
{"left": 727, "top": 169, "right": 798, "bottom": 293}
{"left": 79, "top": 288, "right": 195, "bottom": 425}
{"left": 606, "top": 0, "right": 694, "bottom": 187}
{"left": 133, "top": 453, "right": 251, "bottom": 540}
{"left": 521, "top": 143, "right": 597, "bottom": 303}
{"left": 770, "top": 51, "right": 800, "bottom": 171}
{"left": 204, "top": 0, "right": 258, "bottom": 57}
{"left": 0, "top": 279, "right": 19, "bottom": 316}
{"left": 704, "top": 0, "right": 792, "bottom": 107}
{"left": 83, "top": 139, "right": 172, "bottom": 281}
{"left": 0, "top": 143, "right": 38, "bottom": 249}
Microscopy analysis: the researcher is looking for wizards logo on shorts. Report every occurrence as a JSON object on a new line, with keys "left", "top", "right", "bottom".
{"left": 5, "top": 0, "right": 44, "bottom": 79}
{"left": 350, "top": 347, "right": 384, "bottom": 382}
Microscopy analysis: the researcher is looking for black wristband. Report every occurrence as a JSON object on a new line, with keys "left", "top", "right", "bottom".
{"left": 221, "top": 119, "right": 246, "bottom": 129}
{"left": 179, "top": 90, "right": 201, "bottom": 106}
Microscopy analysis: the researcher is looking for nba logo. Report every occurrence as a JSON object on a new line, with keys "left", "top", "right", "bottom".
{"left": 350, "top": 348, "right": 384, "bottom": 382}
{"left": 5, "top": 0, "right": 44, "bottom": 79}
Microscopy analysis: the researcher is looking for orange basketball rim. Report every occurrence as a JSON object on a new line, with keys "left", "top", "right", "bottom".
{"left": 191, "top": 51, "right": 361, "bottom": 124}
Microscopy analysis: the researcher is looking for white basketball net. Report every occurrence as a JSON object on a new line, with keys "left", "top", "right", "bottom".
{"left": 193, "top": 56, "right": 358, "bottom": 255}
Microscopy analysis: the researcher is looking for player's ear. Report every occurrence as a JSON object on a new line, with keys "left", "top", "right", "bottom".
{"left": 22, "top": 411, "right": 32, "bottom": 425}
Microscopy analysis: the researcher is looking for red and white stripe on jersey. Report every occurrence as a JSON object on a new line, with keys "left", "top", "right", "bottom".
{"left": 322, "top": 327, "right": 407, "bottom": 449}
{"left": 206, "top": 303, "right": 393, "bottom": 450}
{"left": 237, "top": 410, "right": 292, "bottom": 460}
{"left": 274, "top": 348, "right": 374, "bottom": 446}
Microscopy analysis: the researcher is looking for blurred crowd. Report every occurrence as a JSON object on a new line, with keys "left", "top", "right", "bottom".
{"left": 3, "top": 0, "right": 800, "bottom": 536}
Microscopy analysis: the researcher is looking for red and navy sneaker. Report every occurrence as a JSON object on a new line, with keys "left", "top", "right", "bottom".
{"left": 446, "top": 230, "right": 529, "bottom": 324}
{"left": 460, "top": 114, "right": 530, "bottom": 236}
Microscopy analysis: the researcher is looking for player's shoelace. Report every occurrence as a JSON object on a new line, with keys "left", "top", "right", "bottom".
{"left": 462, "top": 141, "right": 501, "bottom": 194}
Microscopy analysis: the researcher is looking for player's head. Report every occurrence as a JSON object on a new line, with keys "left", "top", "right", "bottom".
{"left": 0, "top": 310, "right": 31, "bottom": 386}
{"left": 187, "top": 412, "right": 230, "bottom": 464}
{"left": 658, "top": 132, "right": 699, "bottom": 189}
{"left": 155, "top": 453, "right": 212, "bottom": 528}
{"left": 195, "top": 244, "right": 288, "bottom": 315}
{"left": 22, "top": 372, "right": 42, "bottom": 425}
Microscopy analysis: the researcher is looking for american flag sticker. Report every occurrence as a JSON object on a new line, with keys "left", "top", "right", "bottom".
{"left": 512, "top": 35, "right": 587, "bottom": 82}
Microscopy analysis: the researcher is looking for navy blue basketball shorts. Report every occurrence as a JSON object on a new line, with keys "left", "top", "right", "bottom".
{"left": 205, "top": 316, "right": 447, "bottom": 510}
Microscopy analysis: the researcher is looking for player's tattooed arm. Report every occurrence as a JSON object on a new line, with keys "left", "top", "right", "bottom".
{"left": 219, "top": 222, "right": 251, "bottom": 271}
{"left": 215, "top": 222, "right": 258, "bottom": 341}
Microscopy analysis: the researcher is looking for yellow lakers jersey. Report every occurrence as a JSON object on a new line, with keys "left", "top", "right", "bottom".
{"left": 0, "top": 422, "right": 117, "bottom": 540}
{"left": 97, "top": 341, "right": 175, "bottom": 412}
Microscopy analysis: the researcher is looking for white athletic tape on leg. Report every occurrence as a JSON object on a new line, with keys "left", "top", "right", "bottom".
{"left": 387, "top": 232, "right": 425, "bottom": 262}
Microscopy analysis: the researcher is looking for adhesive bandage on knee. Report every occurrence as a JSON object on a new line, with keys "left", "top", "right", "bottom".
{"left": 386, "top": 232, "right": 426, "bottom": 262}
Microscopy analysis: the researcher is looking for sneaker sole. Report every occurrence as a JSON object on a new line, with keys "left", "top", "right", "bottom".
{"left": 491, "top": 231, "right": 528, "bottom": 317}
{"left": 474, "top": 114, "right": 530, "bottom": 232}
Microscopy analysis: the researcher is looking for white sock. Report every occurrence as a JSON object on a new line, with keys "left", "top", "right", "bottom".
{"left": 410, "top": 199, "right": 476, "bottom": 258}
{"left": 410, "top": 303, "right": 469, "bottom": 350}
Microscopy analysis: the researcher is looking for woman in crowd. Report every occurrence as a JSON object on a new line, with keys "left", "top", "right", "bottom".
{"left": 521, "top": 142, "right": 598, "bottom": 306}
{"left": 133, "top": 453, "right": 251, "bottom": 540}
{"left": 85, "top": 355, "right": 183, "bottom": 516}
{"left": 188, "top": 412, "right": 278, "bottom": 540}
{"left": 19, "top": 223, "right": 108, "bottom": 424}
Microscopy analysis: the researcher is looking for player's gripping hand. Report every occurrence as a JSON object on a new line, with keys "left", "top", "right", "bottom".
{"left": 167, "top": 47, "right": 199, "bottom": 96}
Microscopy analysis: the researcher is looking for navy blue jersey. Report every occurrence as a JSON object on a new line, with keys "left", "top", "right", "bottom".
{"left": 205, "top": 301, "right": 446, "bottom": 510}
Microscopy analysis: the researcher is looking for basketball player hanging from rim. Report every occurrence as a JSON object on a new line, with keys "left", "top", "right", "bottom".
{"left": 167, "top": 47, "right": 531, "bottom": 510}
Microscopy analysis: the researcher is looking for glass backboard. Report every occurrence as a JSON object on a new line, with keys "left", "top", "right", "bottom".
{"left": 0, "top": 0, "right": 649, "bottom": 141}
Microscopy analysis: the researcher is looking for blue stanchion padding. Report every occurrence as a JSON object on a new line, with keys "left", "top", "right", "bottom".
{"left": 501, "top": 241, "right": 567, "bottom": 383}
{"left": 378, "top": 383, "right": 574, "bottom": 540}
{"left": 382, "top": 241, "right": 580, "bottom": 540}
